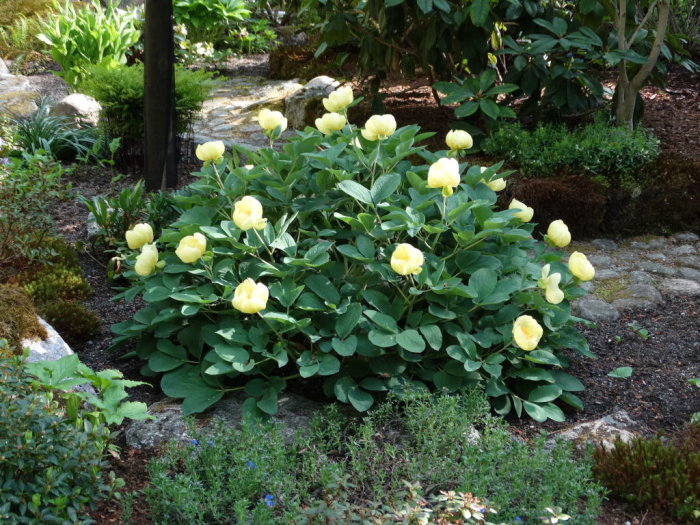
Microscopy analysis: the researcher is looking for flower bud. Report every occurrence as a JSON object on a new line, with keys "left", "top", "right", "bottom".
{"left": 258, "top": 108, "right": 287, "bottom": 132}
{"left": 445, "top": 129, "right": 473, "bottom": 150}
{"left": 390, "top": 243, "right": 424, "bottom": 276}
{"left": 513, "top": 315, "right": 543, "bottom": 351}
{"left": 315, "top": 112, "right": 347, "bottom": 135}
{"left": 486, "top": 178, "right": 506, "bottom": 191}
{"left": 547, "top": 220, "right": 571, "bottom": 248}
{"left": 322, "top": 86, "right": 354, "bottom": 113}
{"left": 176, "top": 232, "right": 207, "bottom": 263}
{"left": 125, "top": 223, "right": 154, "bottom": 250}
{"left": 538, "top": 264, "right": 564, "bottom": 304}
{"left": 195, "top": 141, "right": 225, "bottom": 162}
{"left": 134, "top": 244, "right": 158, "bottom": 276}
{"left": 232, "top": 278, "right": 269, "bottom": 314}
{"left": 508, "top": 199, "right": 534, "bottom": 222}
{"left": 569, "top": 251, "right": 595, "bottom": 281}
{"left": 233, "top": 196, "right": 265, "bottom": 231}
{"left": 427, "top": 157, "right": 461, "bottom": 192}
{"left": 361, "top": 114, "right": 397, "bottom": 141}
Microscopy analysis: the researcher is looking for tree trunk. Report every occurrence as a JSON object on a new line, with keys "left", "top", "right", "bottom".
{"left": 144, "top": 0, "right": 177, "bottom": 190}
{"left": 615, "top": 0, "right": 671, "bottom": 129}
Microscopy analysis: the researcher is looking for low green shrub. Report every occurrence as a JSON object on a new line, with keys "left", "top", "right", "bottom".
{"left": 79, "top": 63, "right": 218, "bottom": 151}
{"left": 0, "top": 345, "right": 111, "bottom": 522}
{"left": 593, "top": 423, "right": 700, "bottom": 521}
{"left": 113, "top": 94, "right": 595, "bottom": 421}
{"left": 37, "top": 0, "right": 140, "bottom": 88}
{"left": 10, "top": 236, "right": 101, "bottom": 345}
{"left": 0, "top": 14, "right": 48, "bottom": 62}
{"left": 141, "top": 391, "right": 603, "bottom": 523}
{"left": 483, "top": 118, "right": 660, "bottom": 188}
{"left": 0, "top": 153, "right": 69, "bottom": 279}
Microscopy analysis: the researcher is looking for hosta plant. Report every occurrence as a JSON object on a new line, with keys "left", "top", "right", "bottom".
{"left": 113, "top": 94, "right": 595, "bottom": 420}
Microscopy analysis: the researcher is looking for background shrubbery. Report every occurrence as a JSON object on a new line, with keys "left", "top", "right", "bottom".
{"left": 484, "top": 119, "right": 660, "bottom": 188}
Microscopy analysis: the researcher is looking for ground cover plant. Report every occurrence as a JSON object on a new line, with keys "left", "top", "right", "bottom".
{"left": 139, "top": 391, "right": 603, "bottom": 524}
{"left": 112, "top": 90, "right": 597, "bottom": 421}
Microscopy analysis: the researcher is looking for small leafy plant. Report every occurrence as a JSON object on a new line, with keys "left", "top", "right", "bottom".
{"left": 0, "top": 343, "right": 113, "bottom": 522}
{"left": 113, "top": 94, "right": 596, "bottom": 420}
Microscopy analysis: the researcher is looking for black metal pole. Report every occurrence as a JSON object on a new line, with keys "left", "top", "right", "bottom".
{"left": 144, "top": 0, "right": 177, "bottom": 190}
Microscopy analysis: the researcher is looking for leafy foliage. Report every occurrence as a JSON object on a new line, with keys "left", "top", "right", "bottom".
{"left": 37, "top": 0, "right": 140, "bottom": 88}
{"left": 173, "top": 0, "right": 249, "bottom": 46}
{"left": 0, "top": 344, "right": 111, "bottom": 522}
{"left": 483, "top": 118, "right": 660, "bottom": 187}
{"left": 114, "top": 111, "right": 593, "bottom": 420}
{"left": 141, "top": 392, "right": 602, "bottom": 523}
{"left": 593, "top": 423, "right": 700, "bottom": 521}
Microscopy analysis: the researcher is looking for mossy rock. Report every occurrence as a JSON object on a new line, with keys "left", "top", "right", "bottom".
{"left": 0, "top": 284, "right": 46, "bottom": 352}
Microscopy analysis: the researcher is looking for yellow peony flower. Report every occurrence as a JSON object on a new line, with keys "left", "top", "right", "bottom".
{"left": 508, "top": 199, "right": 534, "bottom": 222}
{"left": 361, "top": 114, "right": 397, "bottom": 141}
{"left": 512, "top": 315, "right": 543, "bottom": 351}
{"left": 175, "top": 232, "right": 207, "bottom": 263}
{"left": 322, "top": 86, "right": 354, "bottom": 113}
{"left": 195, "top": 141, "right": 225, "bottom": 162}
{"left": 538, "top": 264, "right": 564, "bottom": 304}
{"left": 233, "top": 196, "right": 264, "bottom": 231}
{"left": 445, "top": 129, "right": 473, "bottom": 150}
{"left": 134, "top": 243, "right": 158, "bottom": 276}
{"left": 125, "top": 223, "right": 154, "bottom": 250}
{"left": 569, "top": 251, "right": 595, "bottom": 281}
{"left": 232, "top": 278, "right": 269, "bottom": 314}
{"left": 427, "top": 157, "right": 461, "bottom": 195}
{"left": 547, "top": 220, "right": 571, "bottom": 248}
{"left": 258, "top": 108, "right": 288, "bottom": 132}
{"left": 390, "top": 243, "right": 424, "bottom": 276}
{"left": 315, "top": 112, "right": 347, "bottom": 135}
{"left": 486, "top": 178, "right": 506, "bottom": 191}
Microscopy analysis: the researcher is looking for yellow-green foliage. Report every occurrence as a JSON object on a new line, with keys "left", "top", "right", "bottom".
{"left": 0, "top": 283, "right": 46, "bottom": 351}
{"left": 22, "top": 266, "right": 92, "bottom": 303}
{"left": 0, "top": 0, "right": 53, "bottom": 27}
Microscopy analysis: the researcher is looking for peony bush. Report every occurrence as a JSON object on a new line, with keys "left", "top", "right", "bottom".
{"left": 113, "top": 89, "right": 595, "bottom": 420}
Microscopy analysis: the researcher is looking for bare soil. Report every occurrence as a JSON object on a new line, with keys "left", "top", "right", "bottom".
{"left": 35, "top": 58, "right": 699, "bottom": 524}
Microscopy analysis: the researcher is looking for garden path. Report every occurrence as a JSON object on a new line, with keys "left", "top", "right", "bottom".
{"left": 192, "top": 75, "right": 301, "bottom": 150}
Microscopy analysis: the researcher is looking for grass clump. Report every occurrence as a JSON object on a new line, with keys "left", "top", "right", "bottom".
{"left": 484, "top": 118, "right": 660, "bottom": 188}
{"left": 141, "top": 391, "right": 603, "bottom": 524}
{"left": 593, "top": 423, "right": 700, "bottom": 521}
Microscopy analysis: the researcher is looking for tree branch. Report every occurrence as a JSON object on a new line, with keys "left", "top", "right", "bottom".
{"left": 628, "top": 1, "right": 657, "bottom": 47}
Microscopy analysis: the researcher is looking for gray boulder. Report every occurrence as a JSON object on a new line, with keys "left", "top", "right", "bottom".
{"left": 23, "top": 317, "right": 73, "bottom": 364}
{"left": 572, "top": 297, "right": 620, "bottom": 322}
{"left": 0, "top": 59, "right": 8, "bottom": 75}
{"left": 49, "top": 93, "right": 102, "bottom": 126}
{"left": 284, "top": 76, "right": 340, "bottom": 129}
{"left": 0, "top": 73, "right": 39, "bottom": 118}
{"left": 125, "top": 391, "right": 323, "bottom": 449}
{"left": 658, "top": 278, "right": 700, "bottom": 295}
{"left": 548, "top": 410, "right": 641, "bottom": 452}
